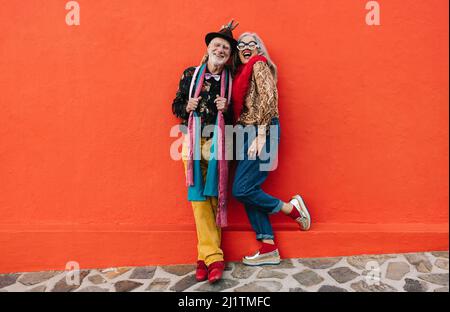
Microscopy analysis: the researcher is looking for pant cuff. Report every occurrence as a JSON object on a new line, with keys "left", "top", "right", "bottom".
{"left": 204, "top": 254, "right": 224, "bottom": 266}
{"left": 256, "top": 234, "right": 275, "bottom": 240}
{"left": 270, "top": 200, "right": 283, "bottom": 215}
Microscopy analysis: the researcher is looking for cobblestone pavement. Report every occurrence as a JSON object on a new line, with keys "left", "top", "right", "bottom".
{"left": 1, "top": 251, "right": 448, "bottom": 292}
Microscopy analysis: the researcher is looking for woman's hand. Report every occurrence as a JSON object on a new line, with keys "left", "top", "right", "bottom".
{"left": 186, "top": 96, "right": 202, "bottom": 113}
{"left": 248, "top": 136, "right": 266, "bottom": 158}
{"left": 215, "top": 95, "right": 228, "bottom": 112}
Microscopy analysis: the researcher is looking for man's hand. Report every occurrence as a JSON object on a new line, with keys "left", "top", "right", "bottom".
{"left": 215, "top": 95, "right": 228, "bottom": 112}
{"left": 186, "top": 96, "right": 202, "bottom": 113}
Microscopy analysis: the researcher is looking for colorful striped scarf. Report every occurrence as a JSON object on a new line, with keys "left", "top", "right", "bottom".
{"left": 186, "top": 63, "right": 232, "bottom": 228}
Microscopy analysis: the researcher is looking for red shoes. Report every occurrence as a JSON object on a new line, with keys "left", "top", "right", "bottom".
{"left": 207, "top": 261, "right": 225, "bottom": 284}
{"left": 195, "top": 260, "right": 208, "bottom": 282}
{"left": 196, "top": 260, "right": 225, "bottom": 283}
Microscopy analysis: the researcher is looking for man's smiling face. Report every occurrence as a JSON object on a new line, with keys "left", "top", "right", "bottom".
{"left": 207, "top": 37, "right": 231, "bottom": 66}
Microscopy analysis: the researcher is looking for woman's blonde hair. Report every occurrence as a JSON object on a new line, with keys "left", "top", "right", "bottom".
{"left": 235, "top": 32, "right": 278, "bottom": 83}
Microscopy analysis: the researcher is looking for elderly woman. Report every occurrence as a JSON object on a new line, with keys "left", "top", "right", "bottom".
{"left": 231, "top": 32, "right": 312, "bottom": 266}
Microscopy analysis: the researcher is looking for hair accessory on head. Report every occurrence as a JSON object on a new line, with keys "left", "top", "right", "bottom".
{"left": 205, "top": 19, "right": 239, "bottom": 50}
{"left": 221, "top": 19, "right": 239, "bottom": 31}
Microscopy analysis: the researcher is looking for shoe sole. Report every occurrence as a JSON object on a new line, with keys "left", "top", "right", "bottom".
{"left": 242, "top": 260, "right": 281, "bottom": 266}
{"left": 292, "top": 195, "right": 311, "bottom": 231}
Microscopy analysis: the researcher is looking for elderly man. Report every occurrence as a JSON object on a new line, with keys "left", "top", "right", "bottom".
{"left": 171, "top": 21, "right": 238, "bottom": 284}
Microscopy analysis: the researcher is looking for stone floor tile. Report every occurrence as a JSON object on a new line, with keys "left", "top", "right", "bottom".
{"left": 418, "top": 273, "right": 449, "bottom": 286}
{"left": 404, "top": 253, "right": 433, "bottom": 273}
{"left": 78, "top": 286, "right": 110, "bottom": 292}
{"left": 194, "top": 279, "right": 239, "bottom": 292}
{"left": 435, "top": 259, "right": 449, "bottom": 270}
{"left": 234, "top": 281, "right": 282, "bottom": 292}
{"left": 386, "top": 262, "right": 410, "bottom": 281}
{"left": 431, "top": 251, "right": 449, "bottom": 259}
{"left": 264, "top": 259, "right": 295, "bottom": 269}
{"left": 256, "top": 269, "right": 288, "bottom": 279}
{"left": 18, "top": 271, "right": 60, "bottom": 286}
{"left": 0, "top": 274, "right": 20, "bottom": 290}
{"left": 101, "top": 267, "right": 131, "bottom": 280}
{"left": 328, "top": 267, "right": 359, "bottom": 284}
{"left": 146, "top": 278, "right": 171, "bottom": 291}
{"left": 26, "top": 285, "right": 47, "bottom": 292}
{"left": 289, "top": 287, "right": 307, "bottom": 292}
{"left": 129, "top": 266, "right": 156, "bottom": 279}
{"left": 161, "top": 265, "right": 195, "bottom": 276}
{"left": 318, "top": 285, "right": 348, "bottom": 292}
{"left": 298, "top": 257, "right": 342, "bottom": 269}
{"left": 350, "top": 280, "right": 398, "bottom": 292}
{"left": 50, "top": 270, "right": 90, "bottom": 292}
{"left": 231, "top": 263, "right": 257, "bottom": 279}
{"left": 170, "top": 274, "right": 198, "bottom": 292}
{"left": 347, "top": 254, "right": 397, "bottom": 270}
{"left": 88, "top": 274, "right": 107, "bottom": 285}
{"left": 114, "top": 280, "right": 143, "bottom": 292}
{"left": 292, "top": 269, "right": 325, "bottom": 287}
{"left": 403, "top": 278, "right": 429, "bottom": 292}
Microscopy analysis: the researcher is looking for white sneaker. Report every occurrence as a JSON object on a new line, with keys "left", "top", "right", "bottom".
{"left": 242, "top": 249, "right": 281, "bottom": 266}
{"left": 290, "top": 195, "right": 311, "bottom": 231}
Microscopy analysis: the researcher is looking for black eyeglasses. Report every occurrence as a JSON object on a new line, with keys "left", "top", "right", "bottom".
{"left": 237, "top": 41, "right": 259, "bottom": 51}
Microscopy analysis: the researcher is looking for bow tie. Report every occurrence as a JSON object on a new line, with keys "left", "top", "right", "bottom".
{"left": 205, "top": 73, "right": 221, "bottom": 81}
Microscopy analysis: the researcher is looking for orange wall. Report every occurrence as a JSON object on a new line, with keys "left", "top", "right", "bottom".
{"left": 0, "top": 0, "right": 448, "bottom": 273}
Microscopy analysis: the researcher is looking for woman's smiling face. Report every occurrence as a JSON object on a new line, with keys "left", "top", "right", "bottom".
{"left": 238, "top": 35, "right": 259, "bottom": 64}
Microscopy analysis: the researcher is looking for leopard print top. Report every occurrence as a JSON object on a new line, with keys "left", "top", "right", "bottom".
{"left": 237, "top": 61, "right": 279, "bottom": 127}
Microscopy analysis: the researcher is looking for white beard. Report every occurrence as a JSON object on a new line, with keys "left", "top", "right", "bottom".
{"left": 209, "top": 54, "right": 228, "bottom": 66}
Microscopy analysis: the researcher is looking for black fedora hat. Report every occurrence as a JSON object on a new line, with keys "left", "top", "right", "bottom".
{"left": 205, "top": 20, "right": 239, "bottom": 50}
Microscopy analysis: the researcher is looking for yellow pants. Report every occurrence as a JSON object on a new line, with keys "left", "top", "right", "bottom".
{"left": 182, "top": 137, "right": 224, "bottom": 266}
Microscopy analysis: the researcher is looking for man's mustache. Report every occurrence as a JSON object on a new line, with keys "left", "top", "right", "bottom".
{"left": 209, "top": 54, "right": 229, "bottom": 64}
